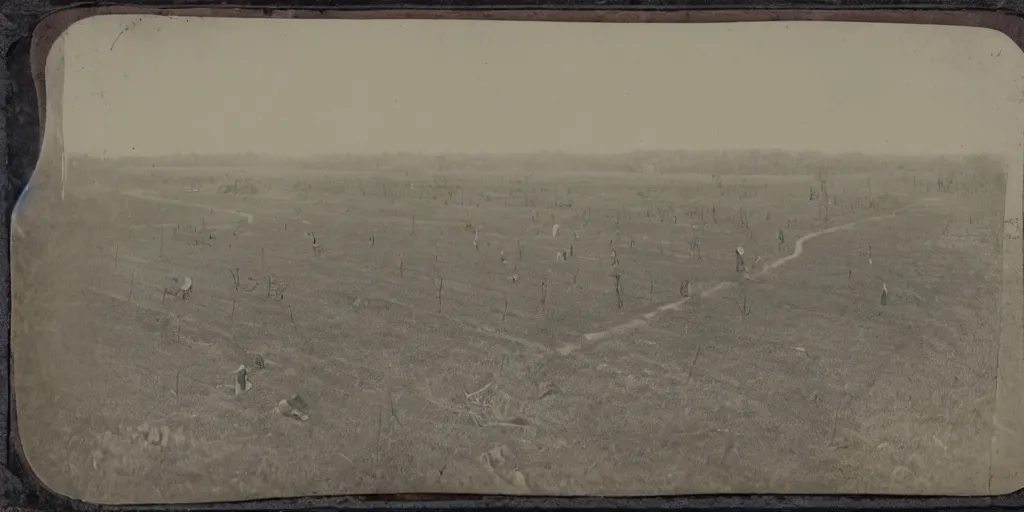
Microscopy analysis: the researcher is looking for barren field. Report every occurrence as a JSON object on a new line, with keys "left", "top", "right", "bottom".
{"left": 12, "top": 162, "right": 1010, "bottom": 503}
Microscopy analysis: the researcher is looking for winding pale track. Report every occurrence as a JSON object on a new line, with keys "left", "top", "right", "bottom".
{"left": 580, "top": 198, "right": 940, "bottom": 344}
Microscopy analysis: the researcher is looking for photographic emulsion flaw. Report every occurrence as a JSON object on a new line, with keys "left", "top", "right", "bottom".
{"left": 10, "top": 15, "right": 1024, "bottom": 504}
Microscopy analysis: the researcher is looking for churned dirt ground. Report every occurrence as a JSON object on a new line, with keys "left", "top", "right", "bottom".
{"left": 10, "top": 161, "right": 1010, "bottom": 503}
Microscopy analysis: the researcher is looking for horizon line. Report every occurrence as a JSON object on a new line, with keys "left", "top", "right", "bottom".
{"left": 65, "top": 149, "right": 998, "bottom": 160}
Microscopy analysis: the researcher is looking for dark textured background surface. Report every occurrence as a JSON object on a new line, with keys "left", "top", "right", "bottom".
{"left": 3, "top": 2, "right": 1024, "bottom": 510}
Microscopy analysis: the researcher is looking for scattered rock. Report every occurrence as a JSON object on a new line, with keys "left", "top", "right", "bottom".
{"left": 537, "top": 382, "right": 561, "bottom": 400}
{"left": 162, "top": 275, "right": 193, "bottom": 301}
{"left": 484, "top": 445, "right": 508, "bottom": 468}
{"left": 276, "top": 395, "right": 309, "bottom": 421}
{"left": 288, "top": 394, "right": 308, "bottom": 410}
{"left": 233, "top": 365, "right": 253, "bottom": 395}
{"left": 890, "top": 465, "right": 916, "bottom": 489}
{"left": 509, "top": 470, "right": 528, "bottom": 488}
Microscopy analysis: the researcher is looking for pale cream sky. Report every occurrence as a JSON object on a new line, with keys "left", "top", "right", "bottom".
{"left": 58, "top": 16, "right": 1024, "bottom": 157}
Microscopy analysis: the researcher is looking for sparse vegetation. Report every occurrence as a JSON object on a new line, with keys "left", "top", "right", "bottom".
{"left": 13, "top": 151, "right": 1011, "bottom": 502}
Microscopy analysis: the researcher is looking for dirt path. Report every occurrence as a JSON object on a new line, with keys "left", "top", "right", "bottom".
{"left": 122, "top": 190, "right": 256, "bottom": 225}
{"left": 579, "top": 198, "right": 941, "bottom": 344}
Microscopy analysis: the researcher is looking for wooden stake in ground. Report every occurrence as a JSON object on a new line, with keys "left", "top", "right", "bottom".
{"left": 735, "top": 246, "right": 746, "bottom": 273}
{"left": 288, "top": 305, "right": 301, "bottom": 335}
{"left": 686, "top": 346, "right": 701, "bottom": 384}
{"left": 436, "top": 276, "right": 444, "bottom": 314}
{"left": 736, "top": 290, "right": 753, "bottom": 319}
{"left": 613, "top": 272, "right": 624, "bottom": 309}
{"left": 679, "top": 279, "right": 691, "bottom": 298}
{"left": 127, "top": 269, "right": 136, "bottom": 302}
{"left": 540, "top": 277, "right": 548, "bottom": 311}
{"left": 312, "top": 236, "right": 323, "bottom": 257}
{"left": 880, "top": 283, "right": 888, "bottom": 306}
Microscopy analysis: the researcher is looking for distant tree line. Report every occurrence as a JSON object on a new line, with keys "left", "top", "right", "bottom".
{"left": 66, "top": 150, "right": 1008, "bottom": 178}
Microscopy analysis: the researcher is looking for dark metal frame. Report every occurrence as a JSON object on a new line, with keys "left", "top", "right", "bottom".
{"left": 3, "top": 2, "right": 1024, "bottom": 511}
